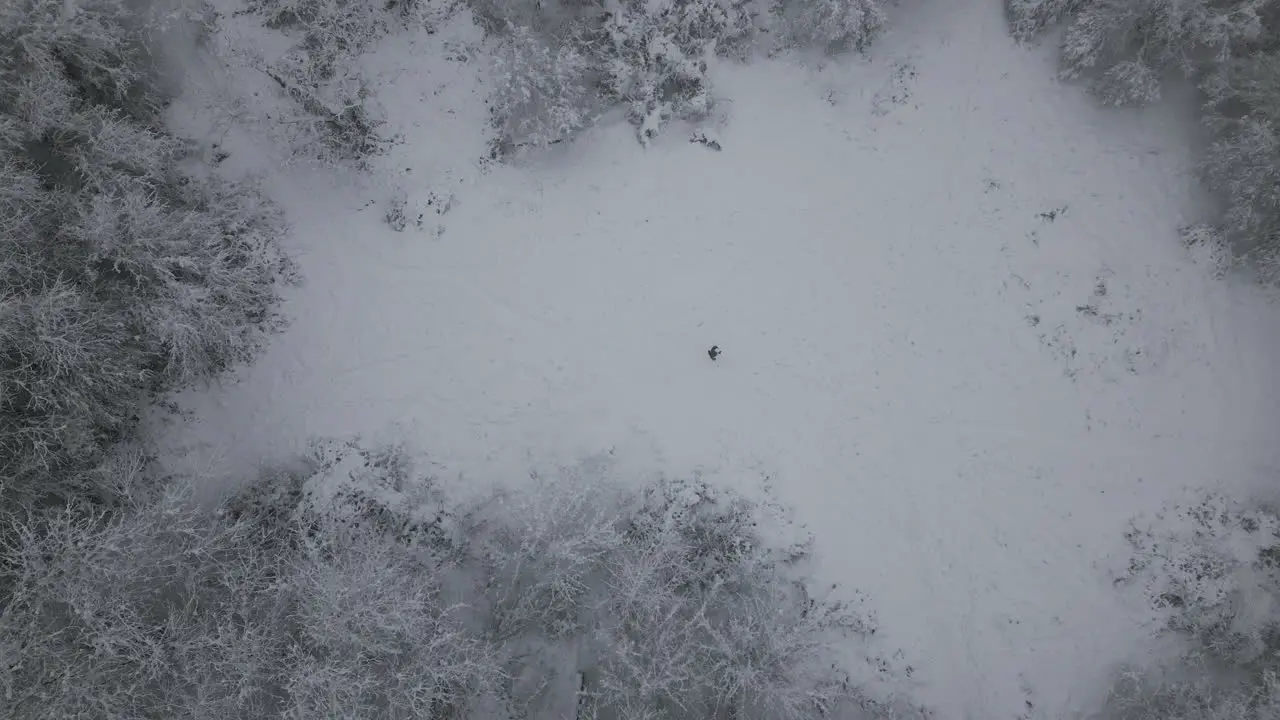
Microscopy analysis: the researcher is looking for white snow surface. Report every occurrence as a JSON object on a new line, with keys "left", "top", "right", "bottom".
{"left": 152, "top": 0, "right": 1280, "bottom": 717}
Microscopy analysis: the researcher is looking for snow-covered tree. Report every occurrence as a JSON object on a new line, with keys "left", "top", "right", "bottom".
{"left": 1009, "top": 0, "right": 1272, "bottom": 105}
{"left": 0, "top": 0, "right": 292, "bottom": 509}
{"left": 0, "top": 482, "right": 296, "bottom": 719}
{"left": 596, "top": 0, "right": 740, "bottom": 144}
{"left": 282, "top": 521, "right": 501, "bottom": 718}
{"left": 1006, "top": 0, "right": 1280, "bottom": 280}
{"left": 1203, "top": 49, "right": 1280, "bottom": 280}
{"left": 285, "top": 441, "right": 923, "bottom": 719}
{"left": 584, "top": 474, "right": 886, "bottom": 719}
{"left": 6, "top": 438, "right": 921, "bottom": 718}
{"left": 1, "top": 472, "right": 504, "bottom": 719}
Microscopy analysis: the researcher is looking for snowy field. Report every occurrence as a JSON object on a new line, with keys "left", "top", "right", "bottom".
{"left": 150, "top": 0, "right": 1280, "bottom": 717}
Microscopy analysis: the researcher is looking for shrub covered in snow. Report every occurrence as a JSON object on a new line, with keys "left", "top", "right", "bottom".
{"left": 239, "top": 0, "right": 454, "bottom": 164}
{"left": 2, "top": 438, "right": 925, "bottom": 719}
{"left": 1100, "top": 493, "right": 1280, "bottom": 720}
{"left": 478, "top": 0, "right": 891, "bottom": 156}
{"left": 594, "top": 0, "right": 749, "bottom": 145}
{"left": 0, "top": 0, "right": 292, "bottom": 509}
{"left": 487, "top": 21, "right": 603, "bottom": 156}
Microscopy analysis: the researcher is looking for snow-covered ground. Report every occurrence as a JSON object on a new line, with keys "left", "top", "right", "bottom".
{"left": 151, "top": 0, "right": 1280, "bottom": 717}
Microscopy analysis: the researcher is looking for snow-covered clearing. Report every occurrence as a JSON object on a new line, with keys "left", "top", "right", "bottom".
{"left": 152, "top": 0, "right": 1280, "bottom": 717}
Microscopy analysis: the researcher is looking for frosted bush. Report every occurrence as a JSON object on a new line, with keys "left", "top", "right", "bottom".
{"left": 1181, "top": 223, "right": 1235, "bottom": 278}
{"left": 1101, "top": 493, "right": 1280, "bottom": 720}
{"left": 1092, "top": 58, "right": 1163, "bottom": 105}
{"left": 262, "top": 48, "right": 391, "bottom": 164}
{"left": 293, "top": 437, "right": 465, "bottom": 552}
{"left": 251, "top": 0, "right": 393, "bottom": 43}
{"left": 1119, "top": 493, "right": 1280, "bottom": 662}
{"left": 481, "top": 0, "right": 738, "bottom": 153}
{"left": 488, "top": 23, "right": 602, "bottom": 156}
{"left": 772, "top": 0, "right": 886, "bottom": 54}
{"left": 478, "top": 0, "right": 891, "bottom": 155}
{"left": 240, "top": 0, "right": 449, "bottom": 164}
{"left": 1005, "top": 0, "right": 1086, "bottom": 41}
